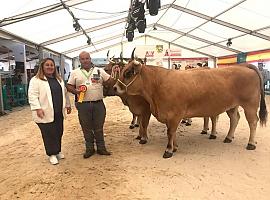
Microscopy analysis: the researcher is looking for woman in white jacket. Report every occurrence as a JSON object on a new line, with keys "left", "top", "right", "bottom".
{"left": 28, "top": 58, "right": 71, "bottom": 165}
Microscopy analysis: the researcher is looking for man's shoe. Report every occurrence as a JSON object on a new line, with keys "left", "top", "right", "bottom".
{"left": 83, "top": 149, "right": 95, "bottom": 159}
{"left": 49, "top": 155, "right": 59, "bottom": 165}
{"left": 97, "top": 149, "right": 111, "bottom": 155}
{"left": 56, "top": 152, "right": 65, "bottom": 160}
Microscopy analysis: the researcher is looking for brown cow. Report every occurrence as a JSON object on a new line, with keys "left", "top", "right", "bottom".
{"left": 103, "top": 57, "right": 140, "bottom": 130}
{"left": 103, "top": 57, "right": 151, "bottom": 144}
{"left": 113, "top": 60, "right": 267, "bottom": 158}
{"left": 104, "top": 55, "right": 211, "bottom": 145}
{"left": 105, "top": 54, "right": 223, "bottom": 144}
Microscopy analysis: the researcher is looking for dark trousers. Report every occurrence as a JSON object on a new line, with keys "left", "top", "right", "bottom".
{"left": 37, "top": 113, "right": 64, "bottom": 156}
{"left": 76, "top": 101, "right": 106, "bottom": 151}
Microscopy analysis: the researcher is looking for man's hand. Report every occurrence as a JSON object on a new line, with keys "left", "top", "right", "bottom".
{"left": 112, "top": 65, "right": 120, "bottom": 73}
{"left": 36, "top": 109, "right": 45, "bottom": 118}
{"left": 67, "top": 84, "right": 80, "bottom": 95}
{"left": 66, "top": 107, "right": 72, "bottom": 114}
{"left": 111, "top": 65, "right": 121, "bottom": 79}
{"left": 74, "top": 88, "right": 81, "bottom": 94}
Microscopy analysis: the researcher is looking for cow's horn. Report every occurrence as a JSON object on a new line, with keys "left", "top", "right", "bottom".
{"left": 109, "top": 56, "right": 115, "bottom": 64}
{"left": 120, "top": 52, "right": 123, "bottom": 62}
{"left": 109, "top": 59, "right": 115, "bottom": 64}
{"left": 131, "top": 48, "right": 136, "bottom": 60}
{"left": 107, "top": 50, "right": 110, "bottom": 60}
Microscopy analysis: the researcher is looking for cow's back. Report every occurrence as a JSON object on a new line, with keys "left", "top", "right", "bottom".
{"left": 148, "top": 65, "right": 261, "bottom": 118}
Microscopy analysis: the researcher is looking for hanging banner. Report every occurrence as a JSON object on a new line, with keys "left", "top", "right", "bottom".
{"left": 136, "top": 45, "right": 181, "bottom": 66}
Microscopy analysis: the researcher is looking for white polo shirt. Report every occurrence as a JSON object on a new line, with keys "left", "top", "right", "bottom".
{"left": 68, "top": 66, "right": 110, "bottom": 101}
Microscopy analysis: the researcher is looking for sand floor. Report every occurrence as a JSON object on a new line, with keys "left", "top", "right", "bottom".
{"left": 0, "top": 96, "right": 270, "bottom": 200}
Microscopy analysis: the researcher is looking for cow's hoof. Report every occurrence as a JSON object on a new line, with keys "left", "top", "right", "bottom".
{"left": 223, "top": 137, "right": 232, "bottom": 143}
{"left": 134, "top": 124, "right": 139, "bottom": 127}
{"left": 200, "top": 130, "right": 207, "bottom": 135}
{"left": 163, "top": 151, "right": 173, "bottom": 158}
{"left": 209, "top": 135, "right": 217, "bottom": 139}
{"left": 139, "top": 139, "right": 147, "bottom": 144}
{"left": 246, "top": 143, "right": 256, "bottom": 150}
{"left": 185, "top": 122, "right": 191, "bottom": 126}
{"left": 129, "top": 125, "right": 135, "bottom": 129}
{"left": 135, "top": 135, "right": 141, "bottom": 140}
{"left": 173, "top": 148, "right": 177, "bottom": 152}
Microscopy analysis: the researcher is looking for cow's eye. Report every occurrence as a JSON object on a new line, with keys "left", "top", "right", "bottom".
{"left": 124, "top": 69, "right": 133, "bottom": 79}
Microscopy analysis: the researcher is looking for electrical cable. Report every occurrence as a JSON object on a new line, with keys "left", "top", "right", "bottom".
{"left": 72, "top": 7, "right": 128, "bottom": 15}
{"left": 0, "top": 5, "right": 62, "bottom": 24}
{"left": 59, "top": 0, "right": 95, "bottom": 50}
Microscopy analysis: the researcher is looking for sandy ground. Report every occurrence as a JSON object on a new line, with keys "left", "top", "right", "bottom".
{"left": 0, "top": 95, "right": 270, "bottom": 200}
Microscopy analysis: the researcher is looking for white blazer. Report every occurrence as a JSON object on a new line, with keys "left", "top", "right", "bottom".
{"left": 28, "top": 76, "right": 71, "bottom": 123}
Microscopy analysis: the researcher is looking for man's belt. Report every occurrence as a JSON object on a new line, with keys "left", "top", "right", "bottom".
{"left": 81, "top": 100, "right": 103, "bottom": 103}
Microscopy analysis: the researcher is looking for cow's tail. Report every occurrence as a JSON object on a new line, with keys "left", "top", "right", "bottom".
{"left": 246, "top": 64, "right": 268, "bottom": 126}
{"left": 259, "top": 92, "right": 268, "bottom": 126}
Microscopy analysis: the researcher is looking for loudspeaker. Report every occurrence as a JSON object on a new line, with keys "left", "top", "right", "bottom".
{"left": 148, "top": 0, "right": 160, "bottom": 16}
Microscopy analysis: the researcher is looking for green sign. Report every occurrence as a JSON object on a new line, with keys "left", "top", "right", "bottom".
{"left": 237, "top": 52, "right": 247, "bottom": 63}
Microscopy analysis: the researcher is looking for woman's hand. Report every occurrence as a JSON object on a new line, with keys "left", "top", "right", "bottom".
{"left": 66, "top": 107, "right": 72, "bottom": 114}
{"left": 36, "top": 109, "right": 45, "bottom": 118}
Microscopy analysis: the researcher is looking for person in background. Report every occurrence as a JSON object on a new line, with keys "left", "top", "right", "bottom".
{"left": 67, "top": 51, "right": 116, "bottom": 159}
{"left": 28, "top": 58, "right": 71, "bottom": 165}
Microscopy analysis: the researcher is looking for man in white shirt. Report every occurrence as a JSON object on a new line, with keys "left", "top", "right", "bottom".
{"left": 67, "top": 51, "right": 113, "bottom": 158}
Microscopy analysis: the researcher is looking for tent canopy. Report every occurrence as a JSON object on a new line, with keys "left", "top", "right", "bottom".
{"left": 1, "top": 0, "right": 270, "bottom": 59}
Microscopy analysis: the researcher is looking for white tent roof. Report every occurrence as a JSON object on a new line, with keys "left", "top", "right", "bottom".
{"left": 1, "top": 0, "right": 270, "bottom": 59}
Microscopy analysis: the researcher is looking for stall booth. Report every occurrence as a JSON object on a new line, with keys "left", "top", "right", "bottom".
{"left": 218, "top": 49, "right": 270, "bottom": 94}
{"left": 0, "top": 39, "right": 72, "bottom": 113}
{"left": 0, "top": 41, "right": 32, "bottom": 112}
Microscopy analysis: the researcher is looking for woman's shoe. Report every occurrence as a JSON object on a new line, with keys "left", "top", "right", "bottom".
{"left": 57, "top": 152, "right": 65, "bottom": 160}
{"left": 49, "top": 155, "right": 59, "bottom": 165}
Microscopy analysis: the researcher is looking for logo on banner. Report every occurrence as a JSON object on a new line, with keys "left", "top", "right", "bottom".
{"left": 145, "top": 51, "right": 155, "bottom": 57}
{"left": 164, "top": 49, "right": 182, "bottom": 57}
{"left": 156, "top": 45, "right": 163, "bottom": 53}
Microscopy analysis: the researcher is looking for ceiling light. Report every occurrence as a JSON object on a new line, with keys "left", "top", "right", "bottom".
{"left": 73, "top": 21, "right": 80, "bottom": 31}
{"left": 226, "top": 38, "right": 232, "bottom": 47}
{"left": 87, "top": 38, "right": 91, "bottom": 45}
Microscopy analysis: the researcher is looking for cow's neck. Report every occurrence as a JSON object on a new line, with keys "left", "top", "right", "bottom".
{"left": 140, "top": 66, "right": 164, "bottom": 118}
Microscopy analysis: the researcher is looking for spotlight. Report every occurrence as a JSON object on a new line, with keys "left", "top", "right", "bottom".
{"left": 73, "top": 20, "right": 80, "bottom": 31}
{"left": 126, "top": 30, "right": 134, "bottom": 42}
{"left": 226, "top": 38, "right": 232, "bottom": 47}
{"left": 136, "top": 18, "right": 146, "bottom": 33}
{"left": 87, "top": 38, "right": 91, "bottom": 45}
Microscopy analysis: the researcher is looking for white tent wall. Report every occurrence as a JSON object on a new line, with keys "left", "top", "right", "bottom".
{"left": 1, "top": 0, "right": 270, "bottom": 62}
